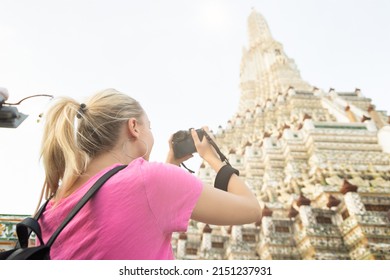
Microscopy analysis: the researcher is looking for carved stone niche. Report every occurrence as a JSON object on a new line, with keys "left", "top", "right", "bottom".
{"left": 262, "top": 206, "right": 273, "bottom": 219}
{"left": 340, "top": 180, "right": 366, "bottom": 215}
{"left": 340, "top": 179, "right": 358, "bottom": 195}
{"left": 203, "top": 224, "right": 212, "bottom": 234}
{"left": 327, "top": 195, "right": 341, "bottom": 209}
{"left": 361, "top": 115, "right": 371, "bottom": 122}
{"left": 288, "top": 206, "right": 299, "bottom": 218}
{"left": 296, "top": 194, "right": 311, "bottom": 207}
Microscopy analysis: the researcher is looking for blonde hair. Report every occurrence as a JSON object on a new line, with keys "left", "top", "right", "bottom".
{"left": 39, "top": 88, "right": 144, "bottom": 205}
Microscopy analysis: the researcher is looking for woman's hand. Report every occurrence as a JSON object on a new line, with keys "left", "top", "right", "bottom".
{"left": 191, "top": 127, "right": 225, "bottom": 172}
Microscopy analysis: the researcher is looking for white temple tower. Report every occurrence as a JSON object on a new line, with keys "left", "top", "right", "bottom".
{"left": 173, "top": 9, "right": 390, "bottom": 260}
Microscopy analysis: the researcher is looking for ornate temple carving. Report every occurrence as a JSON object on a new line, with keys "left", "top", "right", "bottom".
{"left": 171, "top": 8, "right": 390, "bottom": 260}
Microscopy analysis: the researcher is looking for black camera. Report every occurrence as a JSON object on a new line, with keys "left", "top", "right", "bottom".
{"left": 172, "top": 128, "right": 204, "bottom": 158}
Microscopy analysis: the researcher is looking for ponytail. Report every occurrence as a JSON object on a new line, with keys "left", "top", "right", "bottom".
{"left": 39, "top": 89, "right": 144, "bottom": 205}
{"left": 40, "top": 97, "right": 89, "bottom": 200}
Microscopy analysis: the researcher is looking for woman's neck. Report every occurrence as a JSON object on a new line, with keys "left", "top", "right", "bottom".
{"left": 57, "top": 150, "right": 131, "bottom": 200}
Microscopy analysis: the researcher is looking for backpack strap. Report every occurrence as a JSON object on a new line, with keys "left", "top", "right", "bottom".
{"left": 14, "top": 197, "right": 52, "bottom": 249}
{"left": 14, "top": 164, "right": 126, "bottom": 251}
{"left": 46, "top": 164, "right": 126, "bottom": 247}
{"left": 16, "top": 218, "right": 44, "bottom": 247}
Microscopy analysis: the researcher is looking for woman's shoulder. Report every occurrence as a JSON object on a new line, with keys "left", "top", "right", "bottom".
{"left": 111, "top": 158, "right": 179, "bottom": 185}
{"left": 134, "top": 157, "right": 182, "bottom": 173}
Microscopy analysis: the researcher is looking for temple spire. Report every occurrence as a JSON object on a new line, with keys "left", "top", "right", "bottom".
{"left": 239, "top": 9, "right": 312, "bottom": 113}
{"left": 247, "top": 8, "right": 274, "bottom": 47}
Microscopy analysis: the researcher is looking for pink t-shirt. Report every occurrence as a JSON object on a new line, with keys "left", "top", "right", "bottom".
{"left": 38, "top": 158, "right": 203, "bottom": 259}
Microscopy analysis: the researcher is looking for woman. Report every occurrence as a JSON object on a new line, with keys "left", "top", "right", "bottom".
{"left": 38, "top": 88, "right": 261, "bottom": 259}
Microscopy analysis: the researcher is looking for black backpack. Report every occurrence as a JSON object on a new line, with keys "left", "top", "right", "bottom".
{"left": 0, "top": 165, "right": 126, "bottom": 260}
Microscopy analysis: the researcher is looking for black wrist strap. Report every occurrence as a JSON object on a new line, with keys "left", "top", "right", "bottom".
{"left": 214, "top": 165, "right": 239, "bottom": 192}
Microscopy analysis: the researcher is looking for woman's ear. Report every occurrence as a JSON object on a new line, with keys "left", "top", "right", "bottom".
{"left": 127, "top": 118, "right": 139, "bottom": 138}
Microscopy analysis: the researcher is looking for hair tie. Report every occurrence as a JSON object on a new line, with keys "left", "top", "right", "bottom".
{"left": 76, "top": 103, "right": 87, "bottom": 119}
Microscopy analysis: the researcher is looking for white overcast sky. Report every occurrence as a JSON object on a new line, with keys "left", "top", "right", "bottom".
{"left": 1, "top": 0, "right": 389, "bottom": 215}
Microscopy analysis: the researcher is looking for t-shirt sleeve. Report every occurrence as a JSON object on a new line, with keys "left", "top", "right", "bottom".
{"left": 140, "top": 161, "right": 203, "bottom": 233}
